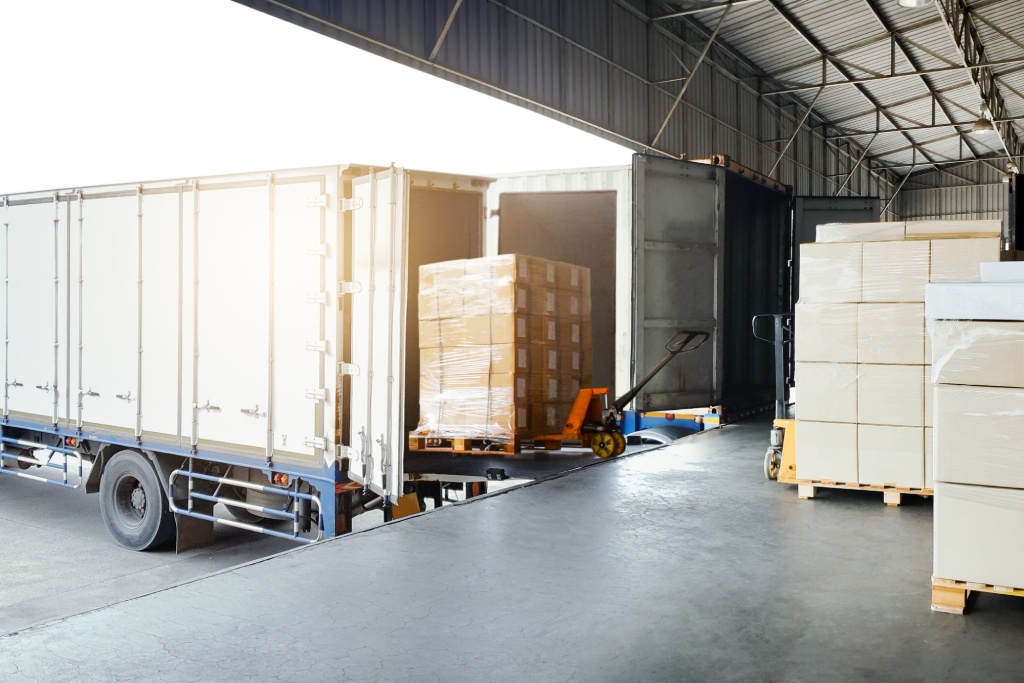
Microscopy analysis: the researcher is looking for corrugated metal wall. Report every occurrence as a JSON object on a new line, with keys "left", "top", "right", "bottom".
{"left": 900, "top": 161, "right": 1011, "bottom": 225}
{"left": 234, "top": 0, "right": 899, "bottom": 213}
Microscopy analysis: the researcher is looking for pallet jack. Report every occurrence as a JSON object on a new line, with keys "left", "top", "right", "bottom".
{"left": 535, "top": 330, "right": 710, "bottom": 458}
{"left": 752, "top": 313, "right": 796, "bottom": 481}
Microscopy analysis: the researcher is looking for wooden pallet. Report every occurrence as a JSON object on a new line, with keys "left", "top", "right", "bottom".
{"left": 409, "top": 435, "right": 523, "bottom": 455}
{"left": 795, "top": 480, "right": 934, "bottom": 506}
{"left": 932, "top": 577, "right": 1024, "bottom": 615}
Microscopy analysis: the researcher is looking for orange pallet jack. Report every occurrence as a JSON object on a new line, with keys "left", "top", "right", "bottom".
{"left": 534, "top": 330, "right": 709, "bottom": 458}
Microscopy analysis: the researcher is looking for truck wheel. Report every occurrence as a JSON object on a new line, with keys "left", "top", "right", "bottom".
{"left": 222, "top": 485, "right": 262, "bottom": 524}
{"left": 99, "top": 450, "right": 175, "bottom": 550}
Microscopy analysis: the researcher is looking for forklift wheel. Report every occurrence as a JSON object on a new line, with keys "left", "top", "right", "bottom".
{"left": 764, "top": 448, "right": 781, "bottom": 481}
{"left": 611, "top": 431, "right": 627, "bottom": 456}
{"left": 591, "top": 433, "right": 617, "bottom": 458}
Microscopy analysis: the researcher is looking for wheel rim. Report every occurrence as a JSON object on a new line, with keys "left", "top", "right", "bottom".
{"left": 592, "top": 433, "right": 616, "bottom": 458}
{"left": 113, "top": 474, "right": 147, "bottom": 529}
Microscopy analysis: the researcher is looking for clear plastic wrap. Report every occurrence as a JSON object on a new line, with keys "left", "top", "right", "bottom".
{"left": 929, "top": 237, "right": 1003, "bottom": 283}
{"left": 929, "top": 320, "right": 1024, "bottom": 388}
{"left": 798, "top": 242, "right": 862, "bottom": 303}
{"left": 816, "top": 221, "right": 905, "bottom": 243}
{"left": 857, "top": 303, "right": 925, "bottom": 364}
{"left": 933, "top": 385, "right": 1024, "bottom": 489}
{"left": 861, "top": 240, "right": 929, "bottom": 302}
{"left": 794, "top": 303, "right": 858, "bottom": 363}
{"left": 414, "top": 254, "right": 591, "bottom": 443}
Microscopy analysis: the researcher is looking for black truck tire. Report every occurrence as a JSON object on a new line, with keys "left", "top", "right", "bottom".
{"left": 99, "top": 450, "right": 175, "bottom": 551}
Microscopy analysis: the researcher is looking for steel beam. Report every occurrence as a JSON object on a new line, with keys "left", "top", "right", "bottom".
{"left": 935, "top": 0, "right": 1022, "bottom": 172}
{"left": 764, "top": 0, "right": 939, "bottom": 170}
{"left": 769, "top": 84, "right": 824, "bottom": 177}
{"left": 835, "top": 133, "right": 877, "bottom": 196}
{"left": 824, "top": 116, "right": 1024, "bottom": 140}
{"left": 650, "top": 4, "right": 732, "bottom": 148}
{"left": 652, "top": 0, "right": 762, "bottom": 20}
{"left": 429, "top": 0, "right": 464, "bottom": 61}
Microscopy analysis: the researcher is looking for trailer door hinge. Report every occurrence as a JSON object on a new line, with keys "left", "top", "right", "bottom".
{"left": 337, "top": 445, "right": 358, "bottom": 461}
{"left": 306, "top": 194, "right": 327, "bottom": 208}
{"left": 306, "top": 340, "right": 326, "bottom": 352}
{"left": 306, "top": 292, "right": 328, "bottom": 305}
{"left": 340, "top": 197, "right": 364, "bottom": 212}
{"left": 339, "top": 281, "right": 362, "bottom": 295}
{"left": 339, "top": 363, "right": 360, "bottom": 376}
{"left": 306, "top": 244, "right": 327, "bottom": 256}
{"left": 305, "top": 387, "right": 327, "bottom": 401}
{"left": 305, "top": 436, "right": 328, "bottom": 450}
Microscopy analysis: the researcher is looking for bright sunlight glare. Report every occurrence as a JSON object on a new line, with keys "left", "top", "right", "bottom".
{"left": 0, "top": 0, "right": 633, "bottom": 193}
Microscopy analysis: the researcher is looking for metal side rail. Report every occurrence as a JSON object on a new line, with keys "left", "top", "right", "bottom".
{"left": 0, "top": 436, "right": 83, "bottom": 489}
{"left": 169, "top": 466, "right": 323, "bottom": 543}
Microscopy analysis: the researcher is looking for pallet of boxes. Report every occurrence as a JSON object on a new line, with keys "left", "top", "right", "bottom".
{"left": 794, "top": 219, "right": 1004, "bottom": 505}
{"left": 411, "top": 254, "right": 592, "bottom": 454}
{"left": 928, "top": 260, "right": 1024, "bottom": 613}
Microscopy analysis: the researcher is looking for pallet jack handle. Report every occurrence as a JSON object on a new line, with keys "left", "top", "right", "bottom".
{"left": 611, "top": 330, "right": 710, "bottom": 414}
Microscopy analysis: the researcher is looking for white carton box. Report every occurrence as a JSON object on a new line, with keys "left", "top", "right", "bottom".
{"left": 857, "top": 424, "right": 924, "bottom": 489}
{"left": 857, "top": 303, "right": 925, "bottom": 365}
{"left": 930, "top": 320, "right": 1024, "bottom": 388}
{"left": 924, "top": 367, "right": 933, "bottom": 427}
{"left": 795, "top": 362, "right": 858, "bottom": 423}
{"left": 795, "top": 303, "right": 858, "bottom": 363}
{"left": 795, "top": 421, "right": 858, "bottom": 484}
{"left": 925, "top": 427, "right": 933, "bottom": 490}
{"left": 934, "top": 385, "right": 1024, "bottom": 489}
{"left": 980, "top": 261, "right": 1024, "bottom": 282}
{"left": 934, "top": 482, "right": 1024, "bottom": 587}
{"left": 816, "top": 222, "right": 905, "bottom": 243}
{"left": 905, "top": 219, "right": 1001, "bottom": 239}
{"left": 799, "top": 242, "right": 862, "bottom": 303}
{"left": 861, "top": 241, "right": 929, "bottom": 303}
{"left": 929, "top": 237, "right": 1002, "bottom": 283}
{"left": 857, "top": 364, "right": 924, "bottom": 427}
{"left": 926, "top": 282, "right": 1024, "bottom": 321}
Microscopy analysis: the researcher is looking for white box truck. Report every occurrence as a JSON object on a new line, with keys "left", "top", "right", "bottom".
{"left": 0, "top": 163, "right": 490, "bottom": 550}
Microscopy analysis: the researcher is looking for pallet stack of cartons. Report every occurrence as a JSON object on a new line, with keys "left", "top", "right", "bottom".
{"left": 795, "top": 219, "right": 1003, "bottom": 495}
{"left": 414, "top": 254, "right": 592, "bottom": 444}
{"left": 928, "top": 264, "right": 1024, "bottom": 607}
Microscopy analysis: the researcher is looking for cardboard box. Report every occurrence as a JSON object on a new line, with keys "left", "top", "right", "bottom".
{"left": 794, "top": 362, "right": 857, "bottom": 423}
{"left": 857, "top": 303, "right": 925, "bottom": 365}
{"left": 530, "top": 403, "right": 571, "bottom": 434}
{"left": 857, "top": 424, "right": 924, "bottom": 489}
{"left": 857, "top": 364, "right": 924, "bottom": 427}
{"left": 531, "top": 316, "right": 559, "bottom": 345}
{"left": 930, "top": 320, "right": 1024, "bottom": 388}
{"left": 861, "top": 240, "right": 929, "bottom": 303}
{"left": 795, "top": 421, "right": 858, "bottom": 484}
{"left": 929, "top": 237, "right": 1002, "bottom": 283}
{"left": 465, "top": 254, "right": 558, "bottom": 287}
{"left": 528, "top": 287, "right": 558, "bottom": 316}
{"left": 926, "top": 282, "right": 1024, "bottom": 321}
{"left": 934, "top": 385, "right": 1024, "bottom": 489}
{"left": 421, "top": 344, "right": 523, "bottom": 376}
{"left": 816, "top": 222, "right": 905, "bottom": 243}
{"left": 798, "top": 242, "right": 862, "bottom": 303}
{"left": 795, "top": 303, "right": 858, "bottom": 363}
{"left": 934, "top": 482, "right": 1024, "bottom": 587}
{"left": 559, "top": 346, "right": 592, "bottom": 377}
{"left": 559, "top": 319, "right": 593, "bottom": 347}
{"left": 905, "top": 219, "right": 1001, "bottom": 240}
{"left": 557, "top": 290, "right": 591, "bottom": 319}
{"left": 925, "top": 427, "right": 933, "bottom": 490}
{"left": 980, "top": 261, "right": 1024, "bottom": 281}
{"left": 419, "top": 314, "right": 529, "bottom": 347}
{"left": 558, "top": 262, "right": 585, "bottom": 291}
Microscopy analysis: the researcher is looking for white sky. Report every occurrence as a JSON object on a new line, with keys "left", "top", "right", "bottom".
{"left": 0, "top": 0, "right": 633, "bottom": 194}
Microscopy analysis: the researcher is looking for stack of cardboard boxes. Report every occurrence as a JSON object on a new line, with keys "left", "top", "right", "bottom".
{"left": 415, "top": 254, "right": 592, "bottom": 443}
{"left": 928, "top": 263, "right": 1024, "bottom": 587}
{"left": 795, "top": 219, "right": 1003, "bottom": 488}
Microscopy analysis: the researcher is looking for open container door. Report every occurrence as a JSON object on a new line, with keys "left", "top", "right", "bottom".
{"left": 347, "top": 168, "right": 408, "bottom": 503}
{"left": 631, "top": 155, "right": 723, "bottom": 410}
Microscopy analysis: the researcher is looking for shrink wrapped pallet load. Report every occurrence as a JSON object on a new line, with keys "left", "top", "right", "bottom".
{"left": 413, "top": 254, "right": 592, "bottom": 445}
{"left": 927, "top": 278, "right": 1024, "bottom": 595}
{"left": 795, "top": 219, "right": 1005, "bottom": 494}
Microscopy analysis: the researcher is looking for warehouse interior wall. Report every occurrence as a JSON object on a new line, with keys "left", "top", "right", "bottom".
{"left": 900, "top": 162, "right": 1012, "bottom": 229}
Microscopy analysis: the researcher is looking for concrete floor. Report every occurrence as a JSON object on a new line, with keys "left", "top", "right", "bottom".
{"left": 3, "top": 417, "right": 1024, "bottom": 682}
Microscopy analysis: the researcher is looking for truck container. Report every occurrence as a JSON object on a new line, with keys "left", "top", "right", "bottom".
{"left": 0, "top": 163, "right": 490, "bottom": 550}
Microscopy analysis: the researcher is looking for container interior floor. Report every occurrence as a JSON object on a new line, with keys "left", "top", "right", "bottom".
{"left": 4, "top": 415, "right": 1022, "bottom": 682}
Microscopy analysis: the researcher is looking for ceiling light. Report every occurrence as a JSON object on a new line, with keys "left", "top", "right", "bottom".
{"left": 897, "top": 0, "right": 934, "bottom": 7}
{"left": 972, "top": 117, "right": 997, "bottom": 135}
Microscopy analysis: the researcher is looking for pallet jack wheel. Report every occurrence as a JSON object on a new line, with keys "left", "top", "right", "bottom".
{"left": 611, "top": 431, "right": 627, "bottom": 456}
{"left": 591, "top": 432, "right": 617, "bottom": 458}
{"left": 764, "top": 448, "right": 781, "bottom": 481}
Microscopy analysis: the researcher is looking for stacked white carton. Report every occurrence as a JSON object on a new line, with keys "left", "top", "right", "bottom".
{"left": 796, "top": 219, "right": 1002, "bottom": 488}
{"left": 928, "top": 262, "right": 1024, "bottom": 587}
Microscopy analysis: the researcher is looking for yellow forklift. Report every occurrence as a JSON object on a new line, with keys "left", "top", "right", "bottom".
{"left": 752, "top": 314, "right": 796, "bottom": 482}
